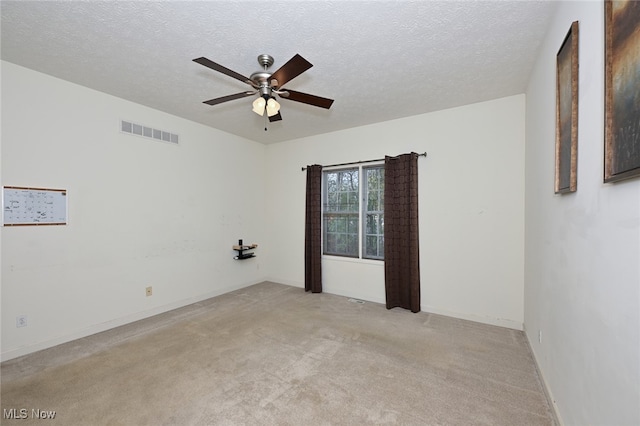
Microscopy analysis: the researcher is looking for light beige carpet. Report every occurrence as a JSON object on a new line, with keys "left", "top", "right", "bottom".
{"left": 1, "top": 282, "right": 555, "bottom": 425}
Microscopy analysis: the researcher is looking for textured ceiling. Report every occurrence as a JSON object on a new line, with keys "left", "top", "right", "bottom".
{"left": 1, "top": 1, "right": 557, "bottom": 144}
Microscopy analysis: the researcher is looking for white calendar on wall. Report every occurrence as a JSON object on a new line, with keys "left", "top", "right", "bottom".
{"left": 3, "top": 186, "right": 67, "bottom": 226}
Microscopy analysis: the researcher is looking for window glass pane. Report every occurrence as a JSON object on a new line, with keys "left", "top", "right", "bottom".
{"left": 325, "top": 232, "right": 336, "bottom": 253}
{"left": 365, "top": 236, "right": 377, "bottom": 257}
{"left": 349, "top": 192, "right": 358, "bottom": 211}
{"left": 339, "top": 192, "right": 348, "bottom": 208}
{"left": 327, "top": 192, "right": 337, "bottom": 210}
{"left": 347, "top": 233, "right": 358, "bottom": 256}
{"left": 348, "top": 217, "right": 359, "bottom": 234}
{"left": 366, "top": 214, "right": 377, "bottom": 234}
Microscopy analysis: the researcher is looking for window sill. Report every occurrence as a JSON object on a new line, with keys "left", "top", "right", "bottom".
{"left": 322, "top": 255, "right": 384, "bottom": 266}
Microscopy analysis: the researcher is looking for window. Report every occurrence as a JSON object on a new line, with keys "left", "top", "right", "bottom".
{"left": 323, "top": 168, "right": 359, "bottom": 257}
{"left": 322, "top": 165, "right": 384, "bottom": 260}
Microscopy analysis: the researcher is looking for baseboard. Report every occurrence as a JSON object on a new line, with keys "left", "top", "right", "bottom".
{"left": 1, "top": 280, "right": 261, "bottom": 362}
{"left": 322, "top": 287, "right": 386, "bottom": 305}
{"left": 265, "top": 277, "right": 523, "bottom": 330}
{"left": 523, "top": 327, "right": 564, "bottom": 426}
{"left": 264, "top": 276, "right": 303, "bottom": 289}
{"left": 421, "top": 305, "right": 524, "bottom": 330}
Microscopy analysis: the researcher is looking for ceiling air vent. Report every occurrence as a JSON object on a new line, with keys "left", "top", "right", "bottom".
{"left": 120, "top": 120, "right": 179, "bottom": 145}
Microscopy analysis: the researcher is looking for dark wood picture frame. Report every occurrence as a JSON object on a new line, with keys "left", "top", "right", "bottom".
{"left": 605, "top": 0, "right": 640, "bottom": 183}
{"left": 555, "top": 21, "right": 579, "bottom": 194}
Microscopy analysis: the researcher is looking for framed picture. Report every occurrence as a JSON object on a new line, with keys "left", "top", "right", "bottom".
{"left": 605, "top": 0, "right": 640, "bottom": 183}
{"left": 555, "top": 21, "right": 579, "bottom": 194}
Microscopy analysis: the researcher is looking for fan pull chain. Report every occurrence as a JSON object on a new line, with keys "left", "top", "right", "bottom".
{"left": 264, "top": 107, "right": 268, "bottom": 131}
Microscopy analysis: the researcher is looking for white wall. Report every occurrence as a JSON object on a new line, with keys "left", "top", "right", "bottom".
{"left": 525, "top": 2, "right": 640, "bottom": 425}
{"left": 1, "top": 62, "right": 267, "bottom": 361}
{"left": 266, "top": 95, "right": 525, "bottom": 330}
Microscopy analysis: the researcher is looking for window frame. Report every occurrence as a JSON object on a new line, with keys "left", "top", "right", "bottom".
{"left": 321, "top": 162, "right": 384, "bottom": 262}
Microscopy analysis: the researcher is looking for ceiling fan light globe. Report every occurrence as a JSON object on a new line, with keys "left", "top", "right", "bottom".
{"left": 252, "top": 97, "right": 266, "bottom": 116}
{"left": 266, "top": 98, "right": 281, "bottom": 117}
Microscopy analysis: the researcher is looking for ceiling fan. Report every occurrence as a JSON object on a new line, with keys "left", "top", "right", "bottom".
{"left": 193, "top": 54, "right": 334, "bottom": 126}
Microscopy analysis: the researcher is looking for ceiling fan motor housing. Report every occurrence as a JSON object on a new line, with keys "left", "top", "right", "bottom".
{"left": 250, "top": 71, "right": 273, "bottom": 99}
{"left": 258, "top": 84, "right": 272, "bottom": 99}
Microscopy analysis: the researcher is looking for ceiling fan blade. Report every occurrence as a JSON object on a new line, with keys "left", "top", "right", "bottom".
{"left": 269, "top": 111, "right": 283, "bottom": 122}
{"left": 203, "top": 92, "right": 254, "bottom": 106}
{"left": 281, "top": 89, "right": 334, "bottom": 109}
{"left": 269, "top": 54, "right": 313, "bottom": 88}
{"left": 193, "top": 57, "right": 252, "bottom": 85}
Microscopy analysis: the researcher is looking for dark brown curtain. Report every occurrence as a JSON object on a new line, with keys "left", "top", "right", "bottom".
{"left": 384, "top": 153, "right": 420, "bottom": 312}
{"left": 305, "top": 164, "right": 323, "bottom": 293}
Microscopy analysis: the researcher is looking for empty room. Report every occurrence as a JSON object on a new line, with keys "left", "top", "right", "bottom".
{"left": 1, "top": 1, "right": 638, "bottom": 425}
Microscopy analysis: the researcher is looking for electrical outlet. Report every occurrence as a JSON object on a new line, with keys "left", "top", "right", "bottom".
{"left": 16, "top": 315, "right": 27, "bottom": 328}
{"left": 146, "top": 286, "right": 153, "bottom": 297}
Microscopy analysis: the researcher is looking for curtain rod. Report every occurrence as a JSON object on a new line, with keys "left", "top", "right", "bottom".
{"left": 301, "top": 152, "right": 427, "bottom": 171}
